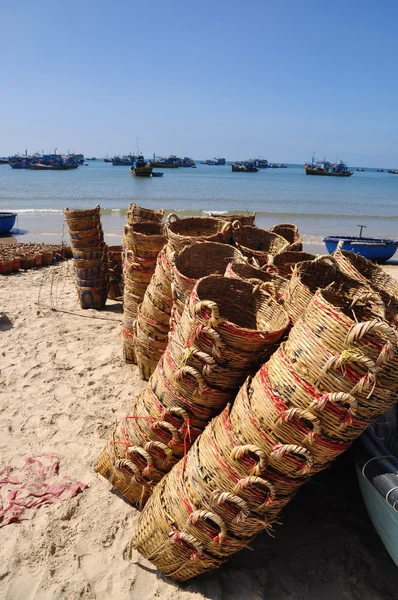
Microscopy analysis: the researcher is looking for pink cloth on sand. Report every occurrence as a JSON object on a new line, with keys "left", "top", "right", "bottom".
{"left": 0, "top": 453, "right": 88, "bottom": 527}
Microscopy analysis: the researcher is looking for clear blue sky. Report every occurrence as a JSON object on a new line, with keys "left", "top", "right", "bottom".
{"left": 2, "top": 0, "right": 397, "bottom": 166}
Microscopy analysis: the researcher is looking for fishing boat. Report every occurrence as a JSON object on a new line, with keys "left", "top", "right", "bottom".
{"left": 377, "top": 168, "right": 384, "bottom": 172}
{"left": 179, "top": 157, "right": 196, "bottom": 167}
{"left": 324, "top": 225, "right": 398, "bottom": 263}
{"left": 104, "top": 155, "right": 112, "bottom": 163}
{"left": 30, "top": 163, "right": 79, "bottom": 170}
{"left": 354, "top": 406, "right": 398, "bottom": 566}
{"left": 388, "top": 169, "right": 398, "bottom": 174}
{"left": 129, "top": 155, "right": 153, "bottom": 177}
{"left": 149, "top": 154, "right": 180, "bottom": 168}
{"left": 0, "top": 157, "right": 8, "bottom": 164}
{"left": 357, "top": 168, "right": 365, "bottom": 172}
{"left": 304, "top": 155, "right": 353, "bottom": 177}
{"left": 0, "top": 212, "right": 17, "bottom": 234}
{"left": 151, "top": 171, "right": 164, "bottom": 177}
{"left": 112, "top": 154, "right": 136, "bottom": 166}
{"left": 231, "top": 162, "right": 259, "bottom": 173}
{"left": 200, "top": 157, "right": 226, "bottom": 166}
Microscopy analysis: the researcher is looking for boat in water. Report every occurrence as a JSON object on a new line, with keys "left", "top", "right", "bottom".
{"left": 304, "top": 155, "right": 353, "bottom": 177}
{"left": 354, "top": 405, "right": 398, "bottom": 566}
{"left": 179, "top": 157, "right": 196, "bottom": 167}
{"left": 8, "top": 151, "right": 83, "bottom": 169}
{"left": 30, "top": 163, "right": 78, "bottom": 170}
{"left": 104, "top": 155, "right": 112, "bottom": 163}
{"left": 357, "top": 168, "right": 365, "bottom": 172}
{"left": 112, "top": 154, "right": 136, "bottom": 166}
{"left": 149, "top": 154, "right": 180, "bottom": 168}
{"left": 324, "top": 226, "right": 398, "bottom": 263}
{"left": 200, "top": 157, "right": 226, "bottom": 166}
{"left": 377, "top": 168, "right": 384, "bottom": 172}
{"left": 231, "top": 161, "right": 259, "bottom": 173}
{"left": 129, "top": 155, "right": 153, "bottom": 177}
{"left": 0, "top": 212, "right": 17, "bottom": 235}
{"left": 388, "top": 169, "right": 398, "bottom": 174}
{"left": 0, "top": 157, "right": 9, "bottom": 165}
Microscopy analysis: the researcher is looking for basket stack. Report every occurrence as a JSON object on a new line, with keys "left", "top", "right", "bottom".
{"left": 231, "top": 223, "right": 289, "bottom": 266}
{"left": 107, "top": 246, "right": 123, "bottom": 301}
{"left": 122, "top": 221, "right": 166, "bottom": 364}
{"left": 64, "top": 206, "right": 109, "bottom": 310}
{"left": 270, "top": 223, "right": 303, "bottom": 251}
{"left": 133, "top": 215, "right": 233, "bottom": 380}
{"left": 95, "top": 275, "right": 289, "bottom": 508}
{"left": 133, "top": 281, "right": 398, "bottom": 581}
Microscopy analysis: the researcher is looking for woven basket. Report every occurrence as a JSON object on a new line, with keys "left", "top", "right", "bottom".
{"left": 225, "top": 260, "right": 288, "bottom": 299}
{"left": 270, "top": 223, "right": 303, "bottom": 251}
{"left": 127, "top": 203, "right": 164, "bottom": 224}
{"left": 232, "top": 223, "right": 289, "bottom": 266}
{"left": 165, "top": 214, "right": 231, "bottom": 253}
{"left": 334, "top": 248, "right": 398, "bottom": 323}
{"left": 209, "top": 213, "right": 256, "bottom": 226}
{"left": 72, "top": 244, "right": 107, "bottom": 260}
{"left": 123, "top": 222, "right": 166, "bottom": 258}
{"left": 65, "top": 205, "right": 100, "bottom": 220}
{"left": 172, "top": 242, "right": 244, "bottom": 316}
{"left": 281, "top": 255, "right": 372, "bottom": 324}
{"left": 76, "top": 285, "right": 108, "bottom": 310}
{"left": 268, "top": 251, "right": 317, "bottom": 278}
{"left": 186, "top": 275, "right": 289, "bottom": 353}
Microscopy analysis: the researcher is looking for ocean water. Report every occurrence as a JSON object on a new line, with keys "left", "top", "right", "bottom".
{"left": 1, "top": 161, "right": 397, "bottom": 251}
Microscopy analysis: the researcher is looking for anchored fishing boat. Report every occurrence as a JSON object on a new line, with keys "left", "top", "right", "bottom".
{"left": 130, "top": 155, "right": 153, "bottom": 177}
{"left": 0, "top": 212, "right": 17, "bottom": 235}
{"left": 231, "top": 161, "right": 259, "bottom": 173}
{"left": 324, "top": 225, "right": 398, "bottom": 263}
{"left": 149, "top": 154, "right": 180, "bottom": 168}
{"left": 304, "top": 155, "right": 353, "bottom": 177}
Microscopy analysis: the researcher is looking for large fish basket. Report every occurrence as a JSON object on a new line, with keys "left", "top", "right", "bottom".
{"left": 268, "top": 250, "right": 317, "bottom": 278}
{"left": 231, "top": 223, "right": 289, "bottom": 266}
{"left": 126, "top": 203, "right": 164, "bottom": 225}
{"left": 270, "top": 223, "right": 303, "bottom": 251}
{"left": 165, "top": 215, "right": 231, "bottom": 253}
{"left": 224, "top": 260, "right": 288, "bottom": 300}
{"left": 123, "top": 222, "right": 166, "bottom": 258}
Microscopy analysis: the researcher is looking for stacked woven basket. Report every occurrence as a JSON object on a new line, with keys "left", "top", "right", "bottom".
{"left": 132, "top": 266, "right": 398, "bottom": 581}
{"left": 65, "top": 206, "right": 109, "bottom": 310}
{"left": 121, "top": 204, "right": 165, "bottom": 364}
{"left": 96, "top": 274, "right": 289, "bottom": 507}
{"left": 95, "top": 210, "right": 398, "bottom": 583}
{"left": 107, "top": 246, "right": 123, "bottom": 301}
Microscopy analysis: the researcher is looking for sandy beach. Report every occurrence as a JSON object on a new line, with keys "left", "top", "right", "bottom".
{"left": 1, "top": 261, "right": 398, "bottom": 600}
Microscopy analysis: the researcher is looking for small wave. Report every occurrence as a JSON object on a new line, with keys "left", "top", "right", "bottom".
{"left": 202, "top": 210, "right": 228, "bottom": 216}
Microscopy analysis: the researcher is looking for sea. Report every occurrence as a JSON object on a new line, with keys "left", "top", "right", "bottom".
{"left": 1, "top": 161, "right": 397, "bottom": 254}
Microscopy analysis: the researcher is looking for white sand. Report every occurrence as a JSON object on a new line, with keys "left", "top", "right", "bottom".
{"left": 0, "top": 261, "right": 397, "bottom": 599}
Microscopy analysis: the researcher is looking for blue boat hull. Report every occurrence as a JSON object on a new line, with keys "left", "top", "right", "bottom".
{"left": 0, "top": 213, "right": 17, "bottom": 234}
{"left": 324, "top": 236, "right": 398, "bottom": 263}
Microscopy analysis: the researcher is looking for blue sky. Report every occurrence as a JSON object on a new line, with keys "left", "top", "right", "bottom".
{"left": 2, "top": 0, "right": 397, "bottom": 166}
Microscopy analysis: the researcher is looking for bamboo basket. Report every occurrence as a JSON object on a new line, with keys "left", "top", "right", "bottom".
{"left": 225, "top": 260, "right": 288, "bottom": 299}
{"left": 281, "top": 255, "right": 373, "bottom": 324}
{"left": 268, "top": 251, "right": 317, "bottom": 278}
{"left": 76, "top": 285, "right": 108, "bottom": 310}
{"left": 334, "top": 248, "right": 398, "bottom": 323}
{"left": 232, "top": 223, "right": 289, "bottom": 266}
{"left": 270, "top": 223, "right": 303, "bottom": 251}
{"left": 123, "top": 222, "right": 166, "bottom": 258}
{"left": 172, "top": 242, "right": 244, "bottom": 316}
{"left": 209, "top": 213, "right": 256, "bottom": 226}
{"left": 165, "top": 214, "right": 231, "bottom": 253}
{"left": 65, "top": 205, "right": 100, "bottom": 220}
{"left": 127, "top": 203, "right": 164, "bottom": 225}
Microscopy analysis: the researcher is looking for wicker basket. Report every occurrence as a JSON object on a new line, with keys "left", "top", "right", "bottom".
{"left": 76, "top": 285, "right": 108, "bottom": 310}
{"left": 209, "top": 213, "right": 256, "bottom": 226}
{"left": 270, "top": 223, "right": 303, "bottom": 251}
{"left": 165, "top": 215, "right": 231, "bottom": 253}
{"left": 225, "top": 260, "right": 288, "bottom": 300}
{"left": 123, "top": 222, "right": 166, "bottom": 258}
{"left": 268, "top": 251, "right": 317, "bottom": 278}
{"left": 127, "top": 203, "right": 164, "bottom": 224}
{"left": 172, "top": 242, "right": 244, "bottom": 316}
{"left": 232, "top": 223, "right": 289, "bottom": 266}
